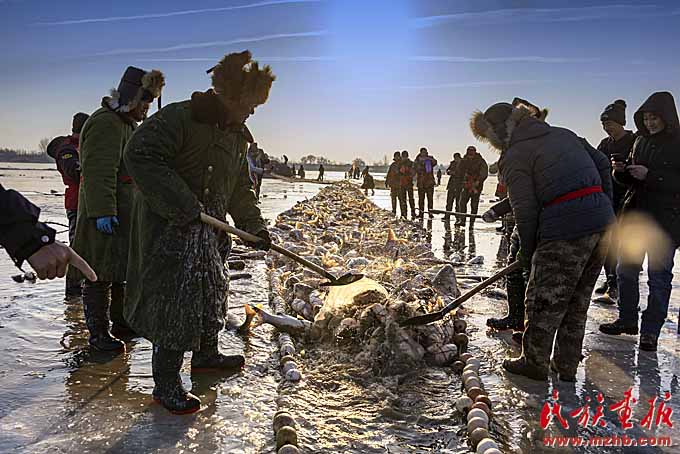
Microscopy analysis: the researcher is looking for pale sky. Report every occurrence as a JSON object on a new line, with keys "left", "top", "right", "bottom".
{"left": 1, "top": 0, "right": 679, "bottom": 164}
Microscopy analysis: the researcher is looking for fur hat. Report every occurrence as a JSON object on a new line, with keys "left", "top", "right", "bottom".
{"left": 72, "top": 112, "right": 89, "bottom": 134}
{"left": 512, "top": 97, "right": 549, "bottom": 121}
{"left": 470, "top": 98, "right": 550, "bottom": 151}
{"left": 107, "top": 66, "right": 165, "bottom": 113}
{"left": 208, "top": 51, "right": 275, "bottom": 107}
{"left": 470, "top": 103, "right": 534, "bottom": 151}
{"left": 600, "top": 99, "right": 626, "bottom": 126}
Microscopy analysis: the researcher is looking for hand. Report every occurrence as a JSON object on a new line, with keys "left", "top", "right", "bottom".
{"left": 96, "top": 216, "right": 119, "bottom": 235}
{"left": 515, "top": 249, "right": 532, "bottom": 269}
{"left": 246, "top": 229, "right": 271, "bottom": 251}
{"left": 482, "top": 208, "right": 499, "bottom": 223}
{"left": 611, "top": 160, "right": 626, "bottom": 172}
{"left": 27, "top": 241, "right": 97, "bottom": 281}
{"left": 626, "top": 165, "right": 648, "bottom": 181}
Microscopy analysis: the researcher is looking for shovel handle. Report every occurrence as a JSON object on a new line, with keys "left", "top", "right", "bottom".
{"left": 429, "top": 209, "right": 484, "bottom": 219}
{"left": 441, "top": 260, "right": 523, "bottom": 316}
{"left": 199, "top": 213, "right": 336, "bottom": 281}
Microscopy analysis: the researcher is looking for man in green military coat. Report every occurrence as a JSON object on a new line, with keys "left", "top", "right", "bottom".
{"left": 123, "top": 51, "right": 274, "bottom": 414}
{"left": 69, "top": 67, "right": 164, "bottom": 352}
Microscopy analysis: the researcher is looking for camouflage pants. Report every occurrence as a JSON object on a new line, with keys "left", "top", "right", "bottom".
{"left": 521, "top": 232, "right": 607, "bottom": 376}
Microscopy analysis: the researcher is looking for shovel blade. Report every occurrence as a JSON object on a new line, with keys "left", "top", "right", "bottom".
{"left": 399, "top": 311, "right": 444, "bottom": 327}
{"left": 320, "top": 273, "right": 365, "bottom": 287}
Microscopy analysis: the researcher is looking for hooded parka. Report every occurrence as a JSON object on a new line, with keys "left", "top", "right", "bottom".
{"left": 616, "top": 91, "right": 680, "bottom": 245}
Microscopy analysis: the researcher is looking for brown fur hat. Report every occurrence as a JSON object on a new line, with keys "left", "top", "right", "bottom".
{"left": 470, "top": 98, "right": 549, "bottom": 151}
{"left": 210, "top": 50, "right": 275, "bottom": 107}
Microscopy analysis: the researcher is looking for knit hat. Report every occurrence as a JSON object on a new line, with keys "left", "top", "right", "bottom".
{"left": 207, "top": 50, "right": 275, "bottom": 108}
{"left": 600, "top": 99, "right": 626, "bottom": 125}
{"left": 107, "top": 66, "right": 165, "bottom": 113}
{"left": 72, "top": 112, "right": 89, "bottom": 134}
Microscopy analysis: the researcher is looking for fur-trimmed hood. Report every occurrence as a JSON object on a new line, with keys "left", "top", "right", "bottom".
{"left": 470, "top": 102, "right": 551, "bottom": 151}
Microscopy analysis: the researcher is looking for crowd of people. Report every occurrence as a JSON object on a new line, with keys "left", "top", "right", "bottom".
{"left": 0, "top": 47, "right": 678, "bottom": 418}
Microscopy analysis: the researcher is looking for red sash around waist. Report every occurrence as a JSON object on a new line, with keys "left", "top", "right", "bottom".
{"left": 545, "top": 185, "right": 602, "bottom": 207}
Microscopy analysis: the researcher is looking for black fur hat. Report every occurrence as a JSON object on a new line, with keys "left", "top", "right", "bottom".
{"left": 108, "top": 66, "right": 165, "bottom": 113}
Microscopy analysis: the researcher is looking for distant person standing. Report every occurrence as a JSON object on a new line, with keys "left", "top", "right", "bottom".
{"left": 457, "top": 146, "right": 488, "bottom": 227}
{"left": 399, "top": 150, "right": 416, "bottom": 218}
{"left": 385, "top": 151, "right": 402, "bottom": 217}
{"left": 69, "top": 66, "right": 164, "bottom": 352}
{"left": 592, "top": 100, "right": 636, "bottom": 303}
{"left": 445, "top": 152, "right": 463, "bottom": 218}
{"left": 246, "top": 142, "right": 265, "bottom": 199}
{"left": 46, "top": 112, "right": 89, "bottom": 298}
{"left": 436, "top": 167, "right": 442, "bottom": 186}
{"left": 415, "top": 147, "right": 438, "bottom": 217}
{"left": 298, "top": 164, "right": 306, "bottom": 179}
{"left": 317, "top": 164, "right": 325, "bottom": 181}
{"left": 361, "top": 166, "right": 375, "bottom": 195}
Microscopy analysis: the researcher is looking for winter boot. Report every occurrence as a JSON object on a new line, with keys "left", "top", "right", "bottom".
{"left": 599, "top": 319, "right": 638, "bottom": 336}
{"left": 639, "top": 334, "right": 658, "bottom": 352}
{"left": 82, "top": 281, "right": 124, "bottom": 352}
{"left": 605, "top": 285, "right": 618, "bottom": 302}
{"left": 550, "top": 359, "right": 576, "bottom": 382}
{"left": 152, "top": 346, "right": 201, "bottom": 414}
{"left": 487, "top": 280, "right": 525, "bottom": 331}
{"left": 594, "top": 281, "right": 608, "bottom": 295}
{"left": 502, "top": 356, "right": 548, "bottom": 381}
{"left": 191, "top": 334, "right": 245, "bottom": 372}
{"left": 109, "top": 282, "right": 137, "bottom": 340}
{"left": 65, "top": 277, "right": 82, "bottom": 300}
{"left": 511, "top": 331, "right": 523, "bottom": 345}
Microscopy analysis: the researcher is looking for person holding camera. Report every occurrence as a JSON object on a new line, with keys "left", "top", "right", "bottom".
{"left": 592, "top": 100, "right": 636, "bottom": 303}
{"left": 599, "top": 91, "right": 680, "bottom": 351}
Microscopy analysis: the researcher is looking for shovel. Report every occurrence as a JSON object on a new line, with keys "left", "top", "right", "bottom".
{"left": 399, "top": 261, "right": 522, "bottom": 327}
{"left": 200, "top": 213, "right": 363, "bottom": 287}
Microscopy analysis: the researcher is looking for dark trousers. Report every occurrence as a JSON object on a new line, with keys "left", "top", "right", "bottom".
{"left": 445, "top": 186, "right": 462, "bottom": 213}
{"left": 459, "top": 189, "right": 481, "bottom": 216}
{"left": 400, "top": 186, "right": 416, "bottom": 218}
{"left": 617, "top": 242, "right": 676, "bottom": 336}
{"left": 418, "top": 186, "right": 434, "bottom": 216}
{"left": 65, "top": 209, "right": 81, "bottom": 297}
{"left": 390, "top": 187, "right": 401, "bottom": 215}
{"left": 602, "top": 223, "right": 620, "bottom": 288}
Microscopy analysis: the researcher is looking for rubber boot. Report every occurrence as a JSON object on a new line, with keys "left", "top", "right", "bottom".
{"left": 191, "top": 333, "right": 245, "bottom": 372}
{"left": 109, "top": 282, "right": 137, "bottom": 340}
{"left": 152, "top": 346, "right": 201, "bottom": 414}
{"left": 487, "top": 273, "right": 526, "bottom": 331}
{"left": 82, "top": 281, "right": 125, "bottom": 352}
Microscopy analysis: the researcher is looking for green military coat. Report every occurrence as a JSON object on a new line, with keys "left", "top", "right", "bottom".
{"left": 123, "top": 91, "right": 266, "bottom": 351}
{"left": 69, "top": 102, "right": 135, "bottom": 282}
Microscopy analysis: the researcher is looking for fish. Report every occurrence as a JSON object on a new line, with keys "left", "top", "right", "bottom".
{"left": 237, "top": 304, "right": 258, "bottom": 334}
{"left": 252, "top": 305, "right": 312, "bottom": 335}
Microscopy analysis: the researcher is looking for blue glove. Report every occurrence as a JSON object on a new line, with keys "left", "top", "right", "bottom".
{"left": 95, "top": 216, "right": 119, "bottom": 235}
